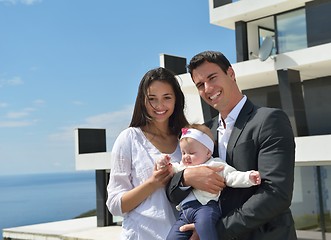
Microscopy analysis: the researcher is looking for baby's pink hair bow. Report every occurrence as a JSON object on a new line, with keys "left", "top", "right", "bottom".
{"left": 181, "top": 128, "right": 188, "bottom": 135}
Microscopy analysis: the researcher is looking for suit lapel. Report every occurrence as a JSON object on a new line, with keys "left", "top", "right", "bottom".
{"left": 226, "top": 99, "right": 255, "bottom": 165}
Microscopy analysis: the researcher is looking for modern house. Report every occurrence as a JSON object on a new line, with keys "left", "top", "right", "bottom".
{"left": 3, "top": 0, "right": 331, "bottom": 240}
{"left": 3, "top": 0, "right": 331, "bottom": 239}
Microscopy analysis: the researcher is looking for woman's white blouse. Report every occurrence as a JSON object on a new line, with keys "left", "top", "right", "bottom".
{"left": 106, "top": 127, "right": 181, "bottom": 240}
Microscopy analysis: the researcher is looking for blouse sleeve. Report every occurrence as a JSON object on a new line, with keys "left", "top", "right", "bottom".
{"left": 106, "top": 128, "right": 133, "bottom": 216}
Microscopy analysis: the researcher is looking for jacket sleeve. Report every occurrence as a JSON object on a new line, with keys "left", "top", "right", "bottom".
{"left": 166, "top": 170, "right": 192, "bottom": 204}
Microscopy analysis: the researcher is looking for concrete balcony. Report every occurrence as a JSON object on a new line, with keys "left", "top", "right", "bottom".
{"left": 208, "top": 0, "right": 313, "bottom": 29}
{"left": 232, "top": 43, "right": 331, "bottom": 90}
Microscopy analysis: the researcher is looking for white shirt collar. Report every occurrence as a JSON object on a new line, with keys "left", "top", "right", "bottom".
{"left": 219, "top": 95, "right": 247, "bottom": 126}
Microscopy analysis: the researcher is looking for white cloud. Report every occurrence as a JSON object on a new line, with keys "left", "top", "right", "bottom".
{"left": 29, "top": 66, "right": 39, "bottom": 71}
{"left": 72, "top": 100, "right": 84, "bottom": 106}
{"left": 0, "top": 76, "right": 23, "bottom": 87}
{"left": 8, "top": 77, "right": 23, "bottom": 85}
{"left": 0, "top": 107, "right": 38, "bottom": 128}
{"left": 84, "top": 106, "right": 133, "bottom": 128}
{"left": 6, "top": 108, "right": 35, "bottom": 119}
{"left": 0, "top": 0, "right": 15, "bottom": 4}
{"left": 33, "top": 99, "right": 45, "bottom": 105}
{"left": 49, "top": 105, "right": 134, "bottom": 146}
{"left": 0, "top": 0, "right": 42, "bottom": 5}
{"left": 0, "top": 120, "right": 36, "bottom": 127}
{"left": 0, "top": 101, "right": 42, "bottom": 128}
{"left": 22, "top": 0, "right": 41, "bottom": 5}
{"left": 0, "top": 102, "right": 8, "bottom": 108}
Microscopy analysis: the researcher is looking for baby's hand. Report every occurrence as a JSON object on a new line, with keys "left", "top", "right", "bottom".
{"left": 249, "top": 171, "right": 261, "bottom": 185}
{"left": 156, "top": 155, "right": 171, "bottom": 170}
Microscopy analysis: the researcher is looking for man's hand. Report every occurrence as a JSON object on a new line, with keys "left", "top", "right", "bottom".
{"left": 183, "top": 166, "right": 225, "bottom": 194}
{"left": 180, "top": 223, "right": 199, "bottom": 240}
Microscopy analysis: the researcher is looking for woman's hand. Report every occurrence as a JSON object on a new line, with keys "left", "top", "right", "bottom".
{"left": 148, "top": 154, "right": 174, "bottom": 189}
{"left": 121, "top": 156, "right": 173, "bottom": 213}
{"left": 156, "top": 154, "right": 171, "bottom": 170}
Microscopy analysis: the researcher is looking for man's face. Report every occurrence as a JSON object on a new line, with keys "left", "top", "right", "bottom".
{"left": 192, "top": 61, "right": 236, "bottom": 117}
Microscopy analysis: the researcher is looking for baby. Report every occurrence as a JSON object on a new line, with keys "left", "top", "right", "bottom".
{"left": 158, "top": 124, "right": 261, "bottom": 240}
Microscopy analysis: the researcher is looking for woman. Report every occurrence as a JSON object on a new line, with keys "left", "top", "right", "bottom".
{"left": 106, "top": 67, "right": 189, "bottom": 240}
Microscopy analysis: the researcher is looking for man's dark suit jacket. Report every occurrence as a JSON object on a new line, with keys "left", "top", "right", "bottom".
{"left": 166, "top": 99, "right": 297, "bottom": 240}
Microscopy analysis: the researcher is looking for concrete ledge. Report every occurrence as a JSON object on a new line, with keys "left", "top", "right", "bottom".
{"left": 2, "top": 217, "right": 122, "bottom": 240}
{"left": 3, "top": 217, "right": 331, "bottom": 240}
{"left": 296, "top": 230, "right": 331, "bottom": 240}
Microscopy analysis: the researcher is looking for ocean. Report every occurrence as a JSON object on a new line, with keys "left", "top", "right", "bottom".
{"left": 0, "top": 171, "right": 96, "bottom": 234}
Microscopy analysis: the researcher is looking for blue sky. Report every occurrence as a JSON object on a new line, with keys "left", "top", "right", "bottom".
{"left": 0, "top": 0, "right": 235, "bottom": 175}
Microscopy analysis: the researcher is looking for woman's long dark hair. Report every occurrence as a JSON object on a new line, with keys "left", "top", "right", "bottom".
{"left": 129, "top": 67, "right": 188, "bottom": 136}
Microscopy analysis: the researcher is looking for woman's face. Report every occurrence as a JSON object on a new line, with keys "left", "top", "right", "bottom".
{"left": 145, "top": 80, "right": 176, "bottom": 124}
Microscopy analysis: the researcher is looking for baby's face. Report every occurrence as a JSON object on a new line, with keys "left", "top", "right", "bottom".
{"left": 180, "top": 138, "right": 211, "bottom": 166}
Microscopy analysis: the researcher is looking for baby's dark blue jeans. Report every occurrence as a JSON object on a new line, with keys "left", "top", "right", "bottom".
{"left": 166, "top": 200, "right": 221, "bottom": 240}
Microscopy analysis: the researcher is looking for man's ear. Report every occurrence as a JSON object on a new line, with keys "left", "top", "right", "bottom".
{"left": 227, "top": 67, "right": 236, "bottom": 80}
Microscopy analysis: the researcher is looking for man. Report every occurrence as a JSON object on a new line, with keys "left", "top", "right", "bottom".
{"left": 166, "top": 51, "right": 297, "bottom": 240}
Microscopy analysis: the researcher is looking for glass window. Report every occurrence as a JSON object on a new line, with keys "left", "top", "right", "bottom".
{"left": 276, "top": 8, "right": 307, "bottom": 53}
{"left": 291, "top": 166, "right": 331, "bottom": 238}
{"left": 246, "top": 15, "right": 275, "bottom": 60}
{"left": 258, "top": 27, "right": 276, "bottom": 56}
